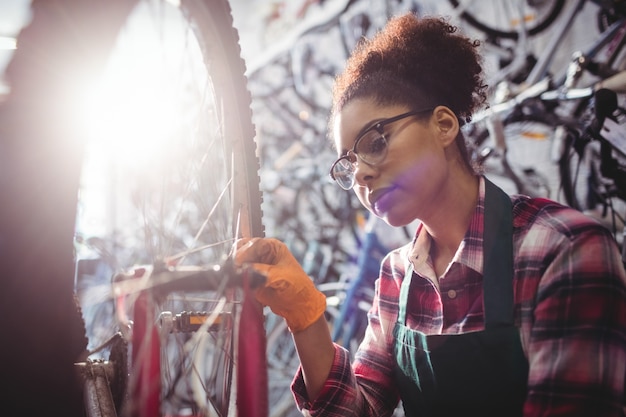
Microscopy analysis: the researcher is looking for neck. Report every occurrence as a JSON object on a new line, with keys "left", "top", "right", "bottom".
{"left": 423, "top": 172, "right": 479, "bottom": 260}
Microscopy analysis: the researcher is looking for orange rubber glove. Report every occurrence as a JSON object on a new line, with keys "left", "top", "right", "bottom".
{"left": 234, "top": 237, "right": 326, "bottom": 333}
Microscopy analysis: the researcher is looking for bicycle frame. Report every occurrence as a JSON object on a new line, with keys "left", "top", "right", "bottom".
{"left": 525, "top": 0, "right": 589, "bottom": 86}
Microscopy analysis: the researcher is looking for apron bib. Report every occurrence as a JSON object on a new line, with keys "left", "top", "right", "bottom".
{"left": 392, "top": 179, "right": 528, "bottom": 416}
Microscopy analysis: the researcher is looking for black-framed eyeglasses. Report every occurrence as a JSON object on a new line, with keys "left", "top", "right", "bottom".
{"left": 329, "top": 108, "right": 434, "bottom": 190}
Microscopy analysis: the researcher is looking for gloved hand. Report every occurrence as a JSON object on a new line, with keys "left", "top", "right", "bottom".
{"left": 234, "top": 237, "right": 326, "bottom": 333}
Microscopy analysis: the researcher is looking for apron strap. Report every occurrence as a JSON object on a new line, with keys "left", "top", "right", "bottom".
{"left": 397, "top": 263, "right": 413, "bottom": 325}
{"left": 482, "top": 179, "right": 514, "bottom": 328}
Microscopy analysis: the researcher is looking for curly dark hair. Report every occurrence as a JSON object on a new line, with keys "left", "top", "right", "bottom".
{"left": 331, "top": 13, "right": 488, "bottom": 126}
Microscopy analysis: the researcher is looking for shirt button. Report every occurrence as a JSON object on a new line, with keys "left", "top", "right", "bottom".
{"left": 447, "top": 289, "right": 457, "bottom": 299}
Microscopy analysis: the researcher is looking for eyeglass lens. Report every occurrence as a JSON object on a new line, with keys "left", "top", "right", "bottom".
{"left": 330, "top": 130, "right": 387, "bottom": 190}
{"left": 356, "top": 130, "right": 387, "bottom": 164}
{"left": 332, "top": 158, "right": 355, "bottom": 190}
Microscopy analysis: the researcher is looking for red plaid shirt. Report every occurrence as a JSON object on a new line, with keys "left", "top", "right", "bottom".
{"left": 292, "top": 177, "right": 626, "bottom": 416}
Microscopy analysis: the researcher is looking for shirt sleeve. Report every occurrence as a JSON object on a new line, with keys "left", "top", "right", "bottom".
{"left": 522, "top": 213, "right": 626, "bottom": 416}
{"left": 291, "top": 250, "right": 406, "bottom": 417}
{"left": 291, "top": 344, "right": 363, "bottom": 416}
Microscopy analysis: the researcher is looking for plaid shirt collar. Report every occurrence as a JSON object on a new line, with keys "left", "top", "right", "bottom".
{"left": 408, "top": 176, "right": 486, "bottom": 288}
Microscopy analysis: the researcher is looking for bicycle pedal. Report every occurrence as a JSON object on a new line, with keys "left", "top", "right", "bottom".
{"left": 158, "top": 310, "right": 232, "bottom": 333}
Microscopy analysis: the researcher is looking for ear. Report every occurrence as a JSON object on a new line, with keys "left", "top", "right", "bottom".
{"left": 432, "top": 105, "right": 459, "bottom": 147}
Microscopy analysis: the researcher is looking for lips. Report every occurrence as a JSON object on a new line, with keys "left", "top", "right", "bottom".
{"left": 369, "top": 187, "right": 395, "bottom": 215}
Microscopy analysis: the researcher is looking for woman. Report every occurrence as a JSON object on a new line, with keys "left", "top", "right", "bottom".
{"left": 236, "top": 14, "right": 626, "bottom": 416}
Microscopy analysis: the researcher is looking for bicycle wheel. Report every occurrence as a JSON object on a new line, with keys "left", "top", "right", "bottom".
{"left": 3, "top": 0, "right": 264, "bottom": 415}
{"left": 80, "top": 1, "right": 264, "bottom": 415}
{"left": 448, "top": 0, "right": 565, "bottom": 40}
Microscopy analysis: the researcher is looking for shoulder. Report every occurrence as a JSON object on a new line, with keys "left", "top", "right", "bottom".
{"left": 510, "top": 195, "right": 625, "bottom": 284}
{"left": 380, "top": 241, "right": 412, "bottom": 280}
{"left": 510, "top": 195, "right": 614, "bottom": 242}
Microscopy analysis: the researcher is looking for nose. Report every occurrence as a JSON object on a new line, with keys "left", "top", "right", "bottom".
{"left": 352, "top": 156, "right": 378, "bottom": 187}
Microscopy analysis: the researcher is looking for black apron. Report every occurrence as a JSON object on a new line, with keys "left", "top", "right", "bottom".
{"left": 392, "top": 179, "right": 529, "bottom": 416}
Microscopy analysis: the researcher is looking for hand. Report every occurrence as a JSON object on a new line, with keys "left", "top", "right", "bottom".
{"left": 234, "top": 237, "right": 326, "bottom": 332}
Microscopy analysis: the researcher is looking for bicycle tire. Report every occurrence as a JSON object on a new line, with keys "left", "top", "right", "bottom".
{"left": 97, "top": 0, "right": 263, "bottom": 415}
{"left": 448, "top": 0, "right": 566, "bottom": 40}
{"left": 2, "top": 0, "right": 264, "bottom": 415}
{"left": 183, "top": 0, "right": 264, "bottom": 241}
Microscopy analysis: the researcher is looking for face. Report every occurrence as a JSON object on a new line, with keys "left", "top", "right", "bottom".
{"left": 332, "top": 99, "right": 452, "bottom": 227}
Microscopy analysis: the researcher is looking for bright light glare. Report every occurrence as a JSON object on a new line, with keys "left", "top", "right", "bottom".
{"left": 76, "top": 2, "right": 207, "bottom": 238}
{"left": 84, "top": 72, "right": 179, "bottom": 168}
{"left": 0, "top": 36, "right": 17, "bottom": 50}
{"left": 82, "top": 28, "right": 183, "bottom": 169}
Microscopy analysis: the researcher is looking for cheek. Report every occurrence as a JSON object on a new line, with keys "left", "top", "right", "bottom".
{"left": 391, "top": 140, "right": 444, "bottom": 186}
{"left": 396, "top": 154, "right": 439, "bottom": 183}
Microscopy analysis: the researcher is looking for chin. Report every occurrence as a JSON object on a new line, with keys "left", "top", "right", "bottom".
{"left": 381, "top": 214, "right": 406, "bottom": 228}
{"left": 382, "top": 210, "right": 419, "bottom": 229}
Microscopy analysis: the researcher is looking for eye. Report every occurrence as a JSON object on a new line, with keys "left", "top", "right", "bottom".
{"left": 358, "top": 130, "right": 387, "bottom": 158}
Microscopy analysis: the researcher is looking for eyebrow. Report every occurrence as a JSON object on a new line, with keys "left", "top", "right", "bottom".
{"left": 339, "top": 117, "right": 386, "bottom": 155}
